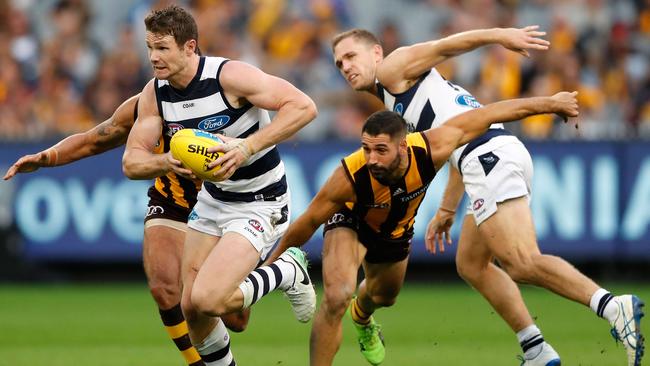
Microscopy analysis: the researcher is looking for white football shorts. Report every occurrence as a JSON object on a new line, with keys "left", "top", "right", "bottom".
{"left": 460, "top": 137, "right": 533, "bottom": 225}
{"left": 187, "top": 188, "right": 291, "bottom": 259}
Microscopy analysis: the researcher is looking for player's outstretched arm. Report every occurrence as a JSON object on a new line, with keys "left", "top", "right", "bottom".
{"left": 377, "top": 26, "right": 549, "bottom": 89}
{"left": 3, "top": 95, "right": 139, "bottom": 181}
{"left": 425, "top": 91, "right": 579, "bottom": 168}
{"left": 122, "top": 81, "right": 194, "bottom": 180}
{"left": 265, "top": 166, "right": 354, "bottom": 264}
{"left": 425, "top": 166, "right": 464, "bottom": 254}
{"left": 207, "top": 61, "right": 318, "bottom": 181}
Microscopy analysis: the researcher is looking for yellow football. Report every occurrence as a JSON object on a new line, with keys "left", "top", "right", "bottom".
{"left": 169, "top": 129, "right": 224, "bottom": 181}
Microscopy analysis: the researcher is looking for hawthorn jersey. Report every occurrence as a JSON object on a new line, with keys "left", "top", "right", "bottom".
{"left": 341, "top": 132, "right": 436, "bottom": 239}
{"left": 154, "top": 56, "right": 286, "bottom": 203}
{"left": 151, "top": 133, "right": 202, "bottom": 209}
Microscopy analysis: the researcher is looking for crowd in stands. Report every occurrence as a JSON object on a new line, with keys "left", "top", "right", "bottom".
{"left": 0, "top": 0, "right": 648, "bottom": 142}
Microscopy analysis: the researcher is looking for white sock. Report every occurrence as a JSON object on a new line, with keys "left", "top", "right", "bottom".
{"left": 589, "top": 288, "right": 618, "bottom": 322}
{"left": 517, "top": 324, "right": 545, "bottom": 358}
{"left": 195, "top": 320, "right": 235, "bottom": 366}
{"left": 237, "top": 256, "right": 297, "bottom": 308}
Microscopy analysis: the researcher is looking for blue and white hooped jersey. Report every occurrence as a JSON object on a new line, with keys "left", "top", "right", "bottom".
{"left": 376, "top": 68, "right": 506, "bottom": 168}
{"left": 155, "top": 56, "right": 286, "bottom": 202}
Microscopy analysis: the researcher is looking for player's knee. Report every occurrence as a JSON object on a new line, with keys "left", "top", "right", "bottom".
{"left": 456, "top": 258, "right": 478, "bottom": 283}
{"left": 149, "top": 280, "right": 181, "bottom": 309}
{"left": 322, "top": 286, "right": 354, "bottom": 318}
{"left": 191, "top": 287, "right": 227, "bottom": 317}
{"left": 501, "top": 255, "right": 537, "bottom": 284}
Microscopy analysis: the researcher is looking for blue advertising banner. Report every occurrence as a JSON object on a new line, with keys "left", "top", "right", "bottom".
{"left": 1, "top": 140, "right": 648, "bottom": 262}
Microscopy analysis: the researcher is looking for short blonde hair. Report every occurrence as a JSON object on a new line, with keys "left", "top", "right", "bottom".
{"left": 331, "top": 28, "right": 381, "bottom": 50}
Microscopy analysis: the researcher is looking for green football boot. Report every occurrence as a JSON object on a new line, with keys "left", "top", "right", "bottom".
{"left": 351, "top": 313, "right": 385, "bottom": 365}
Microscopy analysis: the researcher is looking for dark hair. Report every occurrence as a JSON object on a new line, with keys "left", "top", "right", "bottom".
{"left": 362, "top": 111, "right": 407, "bottom": 139}
{"left": 332, "top": 28, "right": 381, "bottom": 50}
{"left": 144, "top": 5, "right": 199, "bottom": 53}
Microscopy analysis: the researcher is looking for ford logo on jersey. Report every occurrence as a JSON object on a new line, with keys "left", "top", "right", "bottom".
{"left": 198, "top": 115, "right": 231, "bottom": 131}
{"left": 455, "top": 94, "right": 482, "bottom": 109}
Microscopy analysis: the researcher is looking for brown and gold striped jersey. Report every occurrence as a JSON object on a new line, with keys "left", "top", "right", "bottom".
{"left": 152, "top": 133, "right": 202, "bottom": 209}
{"left": 341, "top": 132, "right": 437, "bottom": 239}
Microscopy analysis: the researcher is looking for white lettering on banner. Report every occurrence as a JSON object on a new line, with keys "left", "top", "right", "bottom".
{"left": 593, "top": 156, "right": 618, "bottom": 240}
{"left": 111, "top": 180, "right": 150, "bottom": 243}
{"left": 622, "top": 158, "right": 650, "bottom": 240}
{"left": 67, "top": 179, "right": 112, "bottom": 242}
{"left": 15, "top": 178, "right": 68, "bottom": 243}
{"left": 532, "top": 156, "right": 585, "bottom": 239}
{"left": 15, "top": 177, "right": 148, "bottom": 244}
{"left": 8, "top": 149, "right": 650, "bottom": 258}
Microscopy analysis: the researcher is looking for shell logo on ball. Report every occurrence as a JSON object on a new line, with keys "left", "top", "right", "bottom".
{"left": 170, "top": 129, "right": 224, "bottom": 181}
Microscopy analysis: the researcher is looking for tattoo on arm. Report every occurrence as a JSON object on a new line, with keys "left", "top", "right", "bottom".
{"left": 91, "top": 117, "right": 131, "bottom": 151}
{"left": 97, "top": 119, "right": 119, "bottom": 137}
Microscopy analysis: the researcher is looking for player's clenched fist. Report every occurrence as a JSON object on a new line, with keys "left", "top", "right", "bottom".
{"left": 550, "top": 91, "right": 580, "bottom": 121}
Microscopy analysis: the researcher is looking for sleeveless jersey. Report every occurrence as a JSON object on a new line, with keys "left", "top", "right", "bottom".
{"left": 376, "top": 68, "right": 507, "bottom": 168}
{"left": 144, "top": 100, "right": 202, "bottom": 209}
{"left": 155, "top": 56, "right": 286, "bottom": 202}
{"left": 341, "top": 133, "right": 436, "bottom": 239}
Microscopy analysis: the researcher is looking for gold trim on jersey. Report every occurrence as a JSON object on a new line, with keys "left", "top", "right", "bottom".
{"left": 153, "top": 135, "right": 202, "bottom": 209}
{"left": 342, "top": 132, "right": 435, "bottom": 239}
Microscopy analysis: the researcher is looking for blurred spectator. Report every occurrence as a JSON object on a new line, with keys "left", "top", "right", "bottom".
{"left": 0, "top": 0, "right": 648, "bottom": 141}
{"left": 378, "top": 20, "right": 402, "bottom": 55}
{"left": 47, "top": 0, "right": 101, "bottom": 90}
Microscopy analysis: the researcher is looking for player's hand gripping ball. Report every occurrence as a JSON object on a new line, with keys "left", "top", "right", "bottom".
{"left": 170, "top": 129, "right": 224, "bottom": 181}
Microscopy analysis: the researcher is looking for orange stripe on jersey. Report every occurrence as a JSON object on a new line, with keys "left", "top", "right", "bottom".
{"left": 342, "top": 132, "right": 436, "bottom": 239}
{"left": 154, "top": 172, "right": 201, "bottom": 209}
{"left": 155, "top": 177, "right": 168, "bottom": 198}
{"left": 153, "top": 132, "right": 201, "bottom": 209}
{"left": 167, "top": 173, "right": 190, "bottom": 208}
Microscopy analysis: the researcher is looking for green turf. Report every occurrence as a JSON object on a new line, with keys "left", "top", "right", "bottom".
{"left": 0, "top": 283, "right": 647, "bottom": 365}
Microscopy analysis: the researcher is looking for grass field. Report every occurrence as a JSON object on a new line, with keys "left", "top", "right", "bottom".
{"left": 0, "top": 282, "right": 647, "bottom": 366}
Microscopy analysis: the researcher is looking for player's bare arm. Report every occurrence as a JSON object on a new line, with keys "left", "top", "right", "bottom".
{"left": 425, "top": 91, "right": 579, "bottom": 169}
{"left": 3, "top": 95, "right": 139, "bottom": 181}
{"left": 425, "top": 166, "right": 464, "bottom": 254}
{"left": 265, "top": 166, "right": 355, "bottom": 263}
{"left": 122, "top": 81, "right": 194, "bottom": 180}
{"left": 377, "top": 26, "right": 549, "bottom": 93}
{"left": 208, "top": 61, "right": 318, "bottom": 181}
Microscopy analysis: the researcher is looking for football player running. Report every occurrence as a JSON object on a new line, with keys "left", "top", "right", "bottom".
{"left": 268, "top": 91, "right": 580, "bottom": 366}
{"left": 330, "top": 26, "right": 644, "bottom": 366}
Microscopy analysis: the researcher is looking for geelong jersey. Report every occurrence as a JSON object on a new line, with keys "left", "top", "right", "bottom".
{"left": 155, "top": 56, "right": 286, "bottom": 202}
{"left": 342, "top": 133, "right": 436, "bottom": 239}
{"left": 376, "top": 68, "right": 507, "bottom": 168}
